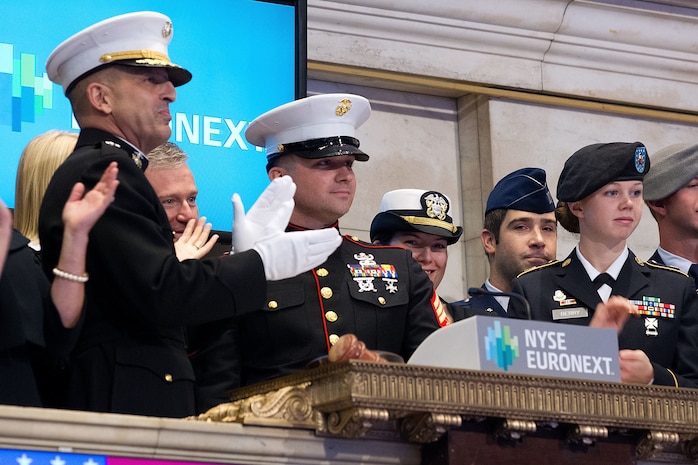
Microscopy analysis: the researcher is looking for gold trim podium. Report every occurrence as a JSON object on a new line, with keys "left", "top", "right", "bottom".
{"left": 195, "top": 360, "right": 698, "bottom": 464}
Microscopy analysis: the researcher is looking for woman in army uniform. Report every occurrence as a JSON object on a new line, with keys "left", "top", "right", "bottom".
{"left": 511, "top": 142, "right": 698, "bottom": 388}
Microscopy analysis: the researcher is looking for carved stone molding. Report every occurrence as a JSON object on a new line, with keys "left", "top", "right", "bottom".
{"left": 636, "top": 430, "right": 681, "bottom": 461}
{"left": 325, "top": 407, "right": 390, "bottom": 439}
{"left": 196, "top": 383, "right": 315, "bottom": 428}
{"left": 308, "top": 0, "right": 698, "bottom": 112}
{"left": 194, "top": 360, "right": 698, "bottom": 463}
{"left": 400, "top": 412, "right": 462, "bottom": 444}
{"left": 566, "top": 423, "right": 609, "bottom": 446}
{"left": 494, "top": 419, "right": 537, "bottom": 442}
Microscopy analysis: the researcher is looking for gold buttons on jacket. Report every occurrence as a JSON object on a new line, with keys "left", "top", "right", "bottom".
{"left": 164, "top": 373, "right": 173, "bottom": 383}
{"left": 268, "top": 300, "right": 278, "bottom": 309}
{"left": 329, "top": 334, "right": 340, "bottom": 345}
{"left": 321, "top": 287, "right": 333, "bottom": 299}
{"left": 378, "top": 297, "right": 386, "bottom": 305}
{"left": 325, "top": 311, "right": 338, "bottom": 322}
{"left": 316, "top": 268, "right": 329, "bottom": 277}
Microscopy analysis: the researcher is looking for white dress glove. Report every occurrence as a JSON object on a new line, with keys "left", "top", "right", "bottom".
{"left": 231, "top": 176, "right": 296, "bottom": 253}
{"left": 253, "top": 228, "right": 342, "bottom": 281}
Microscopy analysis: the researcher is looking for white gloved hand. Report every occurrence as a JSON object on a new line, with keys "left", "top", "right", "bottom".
{"left": 231, "top": 176, "right": 296, "bottom": 253}
{"left": 253, "top": 228, "right": 342, "bottom": 281}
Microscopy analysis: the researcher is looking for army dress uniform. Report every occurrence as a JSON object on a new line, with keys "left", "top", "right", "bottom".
{"left": 234, "top": 227, "right": 443, "bottom": 386}
{"left": 510, "top": 250, "right": 698, "bottom": 388}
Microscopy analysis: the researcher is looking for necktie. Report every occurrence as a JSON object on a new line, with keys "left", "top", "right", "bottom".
{"left": 593, "top": 273, "right": 615, "bottom": 288}
{"left": 593, "top": 273, "right": 614, "bottom": 301}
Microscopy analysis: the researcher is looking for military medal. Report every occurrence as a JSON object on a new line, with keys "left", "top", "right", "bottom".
{"left": 644, "top": 317, "right": 659, "bottom": 337}
{"left": 347, "top": 253, "right": 398, "bottom": 293}
{"left": 553, "top": 289, "right": 577, "bottom": 306}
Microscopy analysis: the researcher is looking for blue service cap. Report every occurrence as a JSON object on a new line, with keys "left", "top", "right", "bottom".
{"left": 485, "top": 167, "right": 555, "bottom": 214}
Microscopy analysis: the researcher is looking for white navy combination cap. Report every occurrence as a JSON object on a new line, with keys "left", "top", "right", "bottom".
{"left": 245, "top": 93, "right": 372, "bottom": 165}
{"left": 46, "top": 11, "right": 192, "bottom": 95}
{"left": 370, "top": 189, "right": 463, "bottom": 245}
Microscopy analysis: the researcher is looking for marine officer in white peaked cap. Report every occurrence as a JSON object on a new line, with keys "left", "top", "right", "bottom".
{"left": 39, "top": 12, "right": 340, "bottom": 417}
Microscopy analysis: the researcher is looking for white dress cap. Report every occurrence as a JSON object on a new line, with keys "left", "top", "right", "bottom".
{"left": 46, "top": 11, "right": 192, "bottom": 94}
{"left": 245, "top": 93, "right": 372, "bottom": 161}
{"left": 370, "top": 189, "right": 463, "bottom": 244}
{"left": 379, "top": 189, "right": 446, "bottom": 212}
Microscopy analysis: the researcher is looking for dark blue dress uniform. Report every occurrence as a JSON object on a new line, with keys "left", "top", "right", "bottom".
{"left": 451, "top": 289, "right": 507, "bottom": 319}
{"left": 39, "top": 128, "right": 268, "bottom": 417}
{"left": 510, "top": 250, "right": 698, "bottom": 388}
{"left": 233, "top": 228, "right": 443, "bottom": 386}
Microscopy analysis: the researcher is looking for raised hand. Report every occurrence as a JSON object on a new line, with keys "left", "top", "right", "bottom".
{"left": 175, "top": 217, "right": 219, "bottom": 260}
{"left": 231, "top": 175, "right": 295, "bottom": 253}
{"left": 62, "top": 161, "right": 120, "bottom": 235}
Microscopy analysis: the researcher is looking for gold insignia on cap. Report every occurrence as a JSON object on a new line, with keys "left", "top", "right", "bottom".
{"left": 277, "top": 144, "right": 285, "bottom": 153}
{"left": 423, "top": 192, "right": 449, "bottom": 221}
{"left": 336, "top": 98, "right": 352, "bottom": 116}
{"left": 100, "top": 49, "right": 171, "bottom": 64}
{"left": 162, "top": 21, "right": 173, "bottom": 38}
{"left": 316, "top": 268, "right": 329, "bottom": 277}
{"left": 562, "top": 258, "right": 571, "bottom": 267}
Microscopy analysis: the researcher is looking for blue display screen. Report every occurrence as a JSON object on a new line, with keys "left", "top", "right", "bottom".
{"left": 0, "top": 0, "right": 299, "bottom": 230}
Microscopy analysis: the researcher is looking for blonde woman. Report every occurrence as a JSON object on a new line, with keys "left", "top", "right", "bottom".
{"left": 14, "top": 130, "right": 78, "bottom": 250}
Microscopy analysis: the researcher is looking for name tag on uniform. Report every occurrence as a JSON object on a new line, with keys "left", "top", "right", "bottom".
{"left": 552, "top": 307, "right": 589, "bottom": 320}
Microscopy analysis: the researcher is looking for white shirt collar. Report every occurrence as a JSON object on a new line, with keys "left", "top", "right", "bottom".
{"left": 656, "top": 246, "right": 692, "bottom": 274}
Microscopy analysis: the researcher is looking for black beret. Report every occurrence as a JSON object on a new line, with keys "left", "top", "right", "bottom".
{"left": 557, "top": 142, "right": 649, "bottom": 202}
{"left": 370, "top": 189, "right": 463, "bottom": 245}
{"left": 485, "top": 167, "right": 555, "bottom": 214}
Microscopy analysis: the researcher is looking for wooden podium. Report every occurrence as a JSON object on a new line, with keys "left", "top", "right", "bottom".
{"left": 194, "top": 360, "right": 698, "bottom": 464}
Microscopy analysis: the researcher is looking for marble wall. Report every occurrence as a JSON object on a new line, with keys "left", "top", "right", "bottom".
{"left": 307, "top": 0, "right": 698, "bottom": 302}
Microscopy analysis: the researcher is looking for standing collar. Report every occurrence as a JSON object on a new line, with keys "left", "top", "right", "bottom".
{"left": 575, "top": 245, "right": 628, "bottom": 281}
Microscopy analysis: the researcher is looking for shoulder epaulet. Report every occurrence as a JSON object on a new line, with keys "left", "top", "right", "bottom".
{"left": 643, "top": 258, "right": 689, "bottom": 277}
{"left": 343, "top": 234, "right": 403, "bottom": 249}
{"left": 516, "top": 259, "right": 561, "bottom": 278}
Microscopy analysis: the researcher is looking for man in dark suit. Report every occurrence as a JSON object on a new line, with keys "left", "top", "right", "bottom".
{"left": 643, "top": 143, "right": 698, "bottom": 285}
{"left": 38, "top": 12, "right": 340, "bottom": 417}
{"left": 228, "top": 93, "right": 445, "bottom": 387}
{"left": 451, "top": 167, "right": 557, "bottom": 318}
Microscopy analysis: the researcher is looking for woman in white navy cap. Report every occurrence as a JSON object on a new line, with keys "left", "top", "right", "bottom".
{"left": 370, "top": 189, "right": 463, "bottom": 322}
{"left": 230, "top": 93, "right": 446, "bottom": 386}
{"left": 39, "top": 12, "right": 340, "bottom": 417}
{"left": 511, "top": 142, "right": 698, "bottom": 388}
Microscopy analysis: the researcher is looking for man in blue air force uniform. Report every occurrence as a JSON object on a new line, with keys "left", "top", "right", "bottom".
{"left": 451, "top": 167, "right": 557, "bottom": 319}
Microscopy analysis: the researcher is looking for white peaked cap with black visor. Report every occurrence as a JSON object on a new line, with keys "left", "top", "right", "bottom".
{"left": 46, "top": 11, "right": 192, "bottom": 95}
{"left": 245, "top": 93, "right": 372, "bottom": 165}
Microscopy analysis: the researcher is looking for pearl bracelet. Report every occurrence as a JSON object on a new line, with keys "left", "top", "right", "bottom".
{"left": 52, "top": 267, "right": 89, "bottom": 283}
